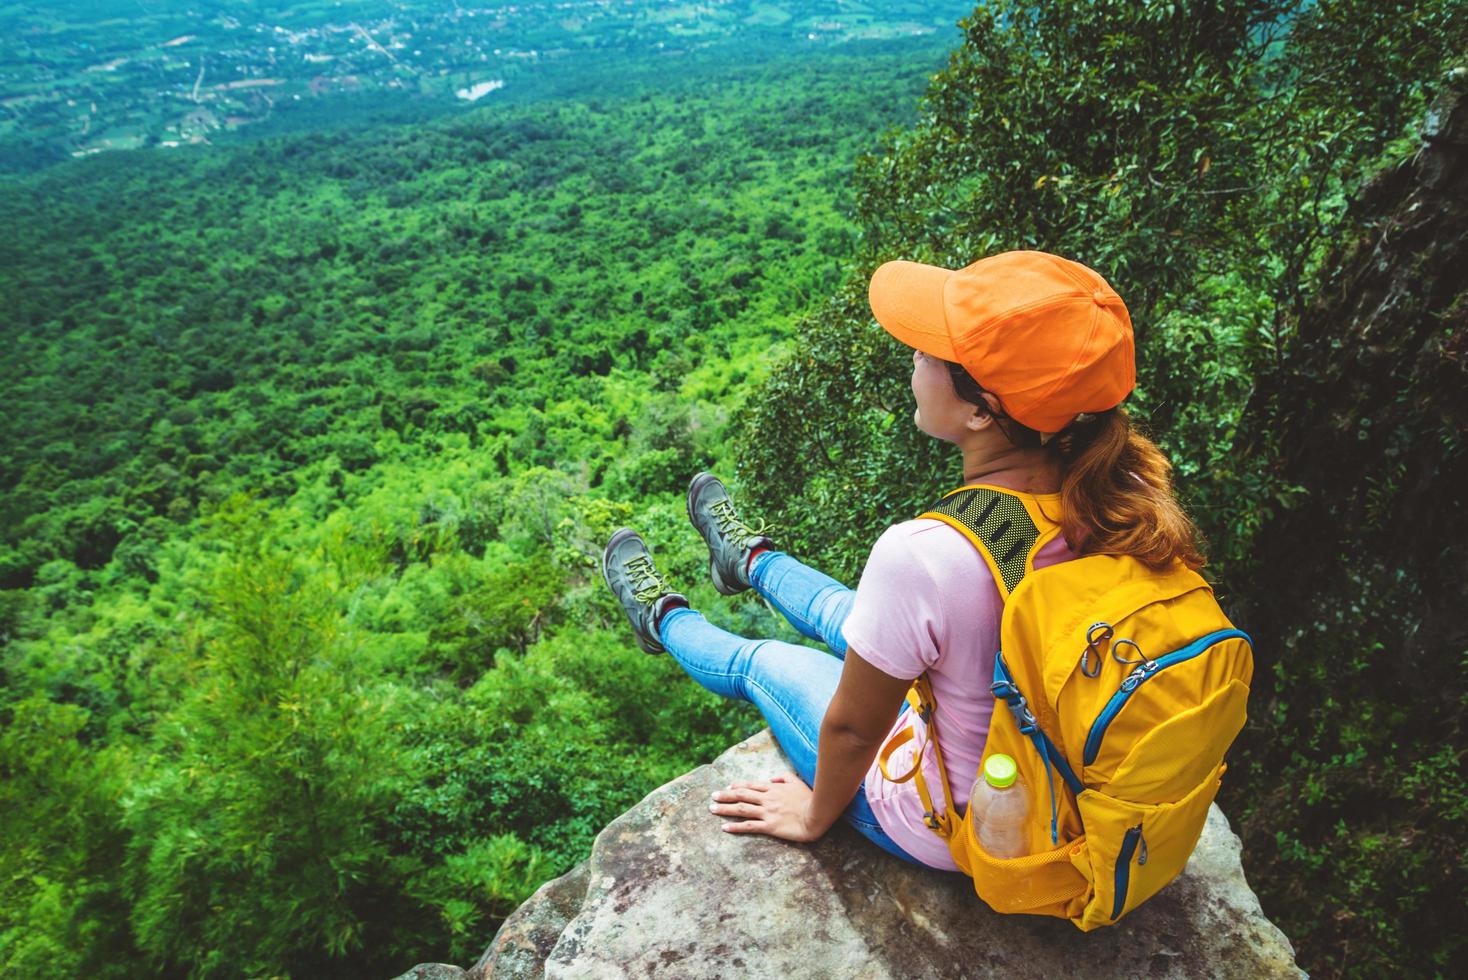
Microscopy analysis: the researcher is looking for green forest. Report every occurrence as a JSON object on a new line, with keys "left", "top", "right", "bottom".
{"left": 2, "top": 3, "right": 1466, "bottom": 978}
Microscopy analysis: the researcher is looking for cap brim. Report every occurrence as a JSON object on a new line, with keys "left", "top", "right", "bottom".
{"left": 868, "top": 260, "right": 957, "bottom": 360}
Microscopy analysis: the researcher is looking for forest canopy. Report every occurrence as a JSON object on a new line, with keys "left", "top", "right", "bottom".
{"left": 0, "top": 41, "right": 949, "bottom": 976}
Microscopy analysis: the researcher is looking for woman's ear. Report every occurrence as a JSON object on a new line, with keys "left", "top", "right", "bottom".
{"left": 965, "top": 402, "right": 994, "bottom": 432}
{"left": 963, "top": 392, "right": 1004, "bottom": 431}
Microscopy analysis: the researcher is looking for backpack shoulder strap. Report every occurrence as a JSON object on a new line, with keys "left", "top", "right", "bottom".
{"left": 917, "top": 484, "right": 1064, "bottom": 600}
{"left": 876, "top": 485, "right": 1067, "bottom": 842}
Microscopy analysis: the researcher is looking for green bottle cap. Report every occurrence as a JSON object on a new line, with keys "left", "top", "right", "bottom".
{"left": 984, "top": 754, "right": 1018, "bottom": 789}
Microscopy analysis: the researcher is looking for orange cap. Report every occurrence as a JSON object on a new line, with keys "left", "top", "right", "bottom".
{"left": 868, "top": 250, "right": 1135, "bottom": 433}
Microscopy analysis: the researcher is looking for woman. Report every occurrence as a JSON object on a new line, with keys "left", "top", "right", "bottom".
{"left": 600, "top": 249, "right": 1204, "bottom": 870}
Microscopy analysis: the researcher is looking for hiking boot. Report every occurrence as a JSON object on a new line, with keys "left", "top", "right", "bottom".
{"left": 686, "top": 472, "right": 775, "bottom": 596}
{"left": 601, "top": 528, "right": 688, "bottom": 654}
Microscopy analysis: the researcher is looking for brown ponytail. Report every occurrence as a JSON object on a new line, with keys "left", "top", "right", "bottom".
{"left": 1051, "top": 408, "right": 1205, "bottom": 571}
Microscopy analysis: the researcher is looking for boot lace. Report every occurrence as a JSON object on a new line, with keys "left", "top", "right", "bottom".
{"left": 710, "top": 498, "right": 776, "bottom": 550}
{"left": 625, "top": 553, "right": 672, "bottom": 604}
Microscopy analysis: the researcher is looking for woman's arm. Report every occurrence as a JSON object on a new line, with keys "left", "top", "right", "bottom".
{"left": 806, "top": 649, "right": 913, "bottom": 833}
{"left": 712, "top": 648, "right": 911, "bottom": 842}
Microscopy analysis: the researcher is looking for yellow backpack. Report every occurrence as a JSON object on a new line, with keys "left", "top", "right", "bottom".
{"left": 876, "top": 484, "right": 1253, "bottom": 930}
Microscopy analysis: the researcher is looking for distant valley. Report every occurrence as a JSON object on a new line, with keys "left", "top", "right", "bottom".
{"left": 0, "top": 1, "right": 968, "bottom": 172}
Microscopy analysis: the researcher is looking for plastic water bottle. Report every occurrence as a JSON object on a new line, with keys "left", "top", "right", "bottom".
{"left": 968, "top": 753, "right": 1028, "bottom": 858}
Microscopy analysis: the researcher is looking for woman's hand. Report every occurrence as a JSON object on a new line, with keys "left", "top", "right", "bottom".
{"left": 709, "top": 772, "right": 823, "bottom": 843}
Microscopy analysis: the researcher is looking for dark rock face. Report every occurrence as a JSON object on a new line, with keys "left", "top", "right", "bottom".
{"left": 1241, "top": 71, "right": 1468, "bottom": 642}
{"left": 400, "top": 731, "right": 1301, "bottom": 979}
{"left": 1226, "top": 74, "right": 1468, "bottom": 972}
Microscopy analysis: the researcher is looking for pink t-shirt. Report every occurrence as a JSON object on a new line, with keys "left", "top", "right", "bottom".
{"left": 842, "top": 507, "right": 1076, "bottom": 870}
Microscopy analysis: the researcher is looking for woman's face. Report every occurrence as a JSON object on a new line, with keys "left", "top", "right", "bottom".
{"left": 911, "top": 348, "right": 983, "bottom": 442}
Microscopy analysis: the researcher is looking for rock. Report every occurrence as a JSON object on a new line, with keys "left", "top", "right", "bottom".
{"left": 474, "top": 730, "right": 1302, "bottom": 979}
{"left": 470, "top": 859, "right": 592, "bottom": 980}
{"left": 391, "top": 964, "right": 465, "bottom": 980}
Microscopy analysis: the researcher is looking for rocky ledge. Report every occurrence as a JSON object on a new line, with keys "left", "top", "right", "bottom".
{"left": 398, "top": 730, "right": 1302, "bottom": 979}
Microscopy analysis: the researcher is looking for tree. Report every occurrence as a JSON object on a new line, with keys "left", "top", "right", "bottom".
{"left": 120, "top": 497, "right": 410, "bottom": 976}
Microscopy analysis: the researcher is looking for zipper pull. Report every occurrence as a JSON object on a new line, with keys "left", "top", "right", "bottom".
{"left": 1138, "top": 830, "right": 1148, "bottom": 866}
{"left": 1119, "top": 661, "right": 1156, "bottom": 692}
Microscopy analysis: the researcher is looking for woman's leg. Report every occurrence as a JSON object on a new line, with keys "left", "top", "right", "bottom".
{"left": 656, "top": 604, "right": 921, "bottom": 865}
{"left": 745, "top": 550, "right": 855, "bottom": 660}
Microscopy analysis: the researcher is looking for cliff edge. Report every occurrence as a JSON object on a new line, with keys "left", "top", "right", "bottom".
{"left": 397, "top": 730, "right": 1301, "bottom": 978}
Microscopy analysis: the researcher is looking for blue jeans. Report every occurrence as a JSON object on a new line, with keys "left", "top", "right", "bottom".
{"left": 656, "top": 549, "right": 923, "bottom": 865}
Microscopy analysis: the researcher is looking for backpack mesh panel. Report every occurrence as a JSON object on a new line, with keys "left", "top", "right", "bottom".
{"left": 928, "top": 488, "right": 1039, "bottom": 593}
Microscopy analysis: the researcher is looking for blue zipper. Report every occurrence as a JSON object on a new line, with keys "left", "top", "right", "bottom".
{"left": 1111, "top": 824, "right": 1144, "bottom": 919}
{"left": 1082, "top": 628, "right": 1251, "bottom": 767}
{"left": 993, "top": 652, "right": 1085, "bottom": 846}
